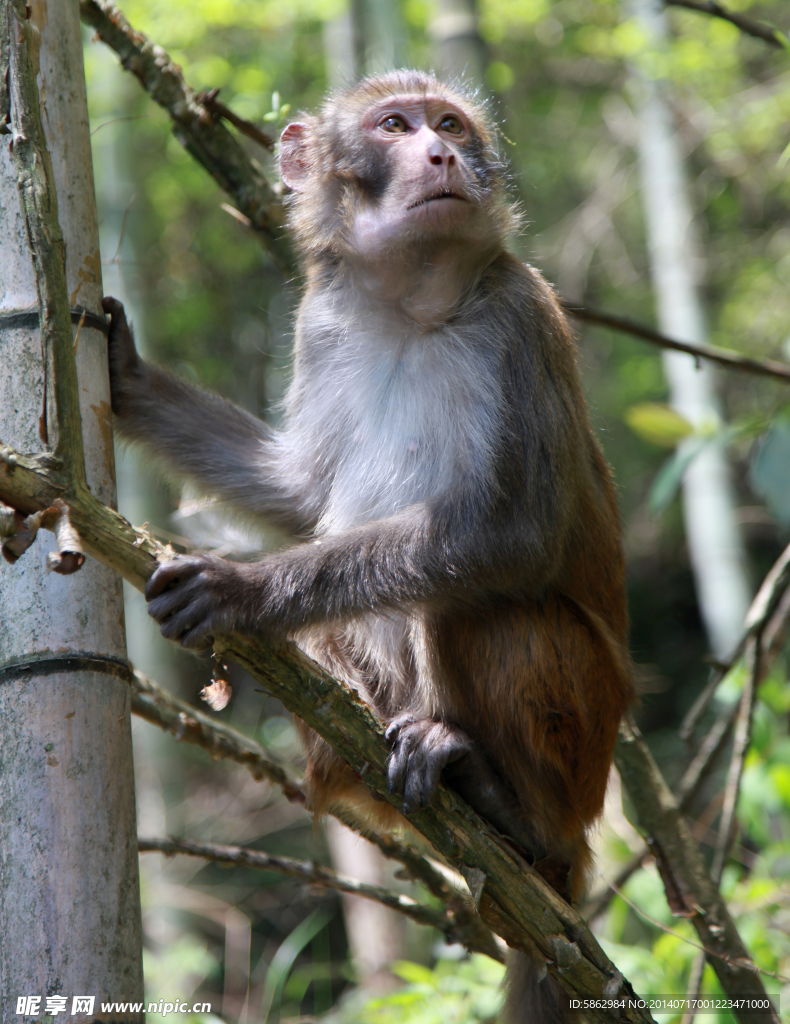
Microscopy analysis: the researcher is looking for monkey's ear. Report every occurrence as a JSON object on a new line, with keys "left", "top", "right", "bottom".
{"left": 279, "top": 122, "right": 310, "bottom": 193}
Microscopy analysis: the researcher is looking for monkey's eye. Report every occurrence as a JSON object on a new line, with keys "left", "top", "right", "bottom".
{"left": 380, "top": 115, "right": 408, "bottom": 133}
{"left": 439, "top": 115, "right": 463, "bottom": 135}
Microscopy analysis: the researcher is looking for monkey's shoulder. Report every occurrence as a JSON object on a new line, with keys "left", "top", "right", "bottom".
{"left": 477, "top": 253, "right": 573, "bottom": 344}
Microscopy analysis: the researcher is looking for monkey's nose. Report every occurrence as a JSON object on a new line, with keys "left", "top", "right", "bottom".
{"left": 427, "top": 140, "right": 455, "bottom": 167}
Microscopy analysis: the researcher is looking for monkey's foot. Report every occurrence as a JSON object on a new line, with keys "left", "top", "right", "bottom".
{"left": 385, "top": 714, "right": 473, "bottom": 814}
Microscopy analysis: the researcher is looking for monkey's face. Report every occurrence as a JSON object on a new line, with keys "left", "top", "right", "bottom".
{"left": 280, "top": 81, "right": 512, "bottom": 265}
{"left": 343, "top": 94, "right": 493, "bottom": 258}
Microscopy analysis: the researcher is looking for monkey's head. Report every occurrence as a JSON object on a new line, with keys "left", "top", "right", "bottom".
{"left": 280, "top": 70, "right": 518, "bottom": 267}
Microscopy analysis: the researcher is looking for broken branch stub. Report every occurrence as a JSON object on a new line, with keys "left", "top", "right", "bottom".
{"left": 0, "top": 498, "right": 84, "bottom": 573}
{"left": 44, "top": 498, "right": 85, "bottom": 575}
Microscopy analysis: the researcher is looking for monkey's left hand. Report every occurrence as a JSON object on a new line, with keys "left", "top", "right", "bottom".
{"left": 145, "top": 553, "right": 256, "bottom": 650}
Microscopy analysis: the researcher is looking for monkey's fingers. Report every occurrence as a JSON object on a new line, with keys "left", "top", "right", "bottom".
{"left": 168, "top": 620, "right": 215, "bottom": 651}
{"left": 384, "top": 712, "right": 418, "bottom": 745}
{"left": 146, "top": 575, "right": 203, "bottom": 624}
{"left": 153, "top": 590, "right": 219, "bottom": 651}
{"left": 419, "top": 724, "right": 473, "bottom": 805}
{"left": 155, "top": 591, "right": 210, "bottom": 639}
{"left": 386, "top": 716, "right": 424, "bottom": 800}
{"left": 405, "top": 724, "right": 472, "bottom": 810}
{"left": 398, "top": 738, "right": 441, "bottom": 814}
{"left": 386, "top": 733, "right": 417, "bottom": 799}
{"left": 145, "top": 555, "right": 207, "bottom": 601}
{"left": 101, "top": 295, "right": 127, "bottom": 324}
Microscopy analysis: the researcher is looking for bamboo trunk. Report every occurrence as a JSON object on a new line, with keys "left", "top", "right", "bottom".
{"left": 0, "top": 1, "right": 143, "bottom": 1018}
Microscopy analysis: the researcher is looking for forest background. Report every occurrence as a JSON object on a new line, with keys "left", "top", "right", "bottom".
{"left": 77, "top": 0, "right": 790, "bottom": 1020}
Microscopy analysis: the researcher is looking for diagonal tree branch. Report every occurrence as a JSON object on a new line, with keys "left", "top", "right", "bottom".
{"left": 139, "top": 835, "right": 505, "bottom": 963}
{"left": 589, "top": 540, "right": 790, "bottom": 927}
{"left": 585, "top": 697, "right": 737, "bottom": 924}
{"left": 615, "top": 716, "right": 779, "bottom": 1023}
{"left": 78, "top": 0, "right": 293, "bottom": 273}
{"left": 663, "top": 0, "right": 789, "bottom": 49}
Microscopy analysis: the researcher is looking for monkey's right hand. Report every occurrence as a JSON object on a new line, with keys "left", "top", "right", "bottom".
{"left": 102, "top": 296, "right": 144, "bottom": 415}
{"left": 145, "top": 552, "right": 253, "bottom": 651}
{"left": 385, "top": 714, "right": 473, "bottom": 814}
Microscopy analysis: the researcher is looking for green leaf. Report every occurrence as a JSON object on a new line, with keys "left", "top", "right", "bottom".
{"left": 624, "top": 403, "right": 694, "bottom": 448}
{"left": 258, "top": 907, "right": 334, "bottom": 1023}
{"left": 750, "top": 420, "right": 790, "bottom": 525}
{"left": 393, "top": 961, "right": 439, "bottom": 987}
{"left": 775, "top": 29, "right": 790, "bottom": 54}
{"left": 649, "top": 437, "right": 708, "bottom": 514}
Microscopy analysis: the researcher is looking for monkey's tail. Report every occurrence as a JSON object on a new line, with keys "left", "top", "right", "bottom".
{"left": 502, "top": 951, "right": 576, "bottom": 1024}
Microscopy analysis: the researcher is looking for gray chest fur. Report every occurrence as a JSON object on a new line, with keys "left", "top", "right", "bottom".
{"left": 284, "top": 299, "right": 502, "bottom": 536}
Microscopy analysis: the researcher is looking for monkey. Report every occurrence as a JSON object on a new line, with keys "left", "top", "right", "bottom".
{"left": 102, "top": 70, "right": 633, "bottom": 1023}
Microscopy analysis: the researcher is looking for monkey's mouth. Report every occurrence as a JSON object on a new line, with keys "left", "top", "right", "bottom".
{"left": 409, "top": 189, "right": 467, "bottom": 209}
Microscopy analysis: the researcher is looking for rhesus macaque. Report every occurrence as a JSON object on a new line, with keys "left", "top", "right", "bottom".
{"left": 103, "top": 70, "right": 632, "bottom": 1023}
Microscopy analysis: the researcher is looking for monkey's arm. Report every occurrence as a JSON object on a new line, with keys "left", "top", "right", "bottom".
{"left": 144, "top": 482, "right": 564, "bottom": 648}
{"left": 103, "top": 298, "right": 318, "bottom": 537}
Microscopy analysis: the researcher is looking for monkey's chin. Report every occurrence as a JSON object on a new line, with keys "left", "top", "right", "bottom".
{"left": 349, "top": 202, "right": 489, "bottom": 262}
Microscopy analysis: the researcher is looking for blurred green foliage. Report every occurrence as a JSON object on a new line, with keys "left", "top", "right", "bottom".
{"left": 82, "top": 0, "right": 790, "bottom": 1019}
{"left": 340, "top": 956, "right": 507, "bottom": 1023}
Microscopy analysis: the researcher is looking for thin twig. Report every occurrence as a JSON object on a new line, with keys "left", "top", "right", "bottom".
{"left": 563, "top": 302, "right": 790, "bottom": 385}
{"left": 676, "top": 701, "right": 738, "bottom": 805}
{"left": 664, "top": 0, "right": 789, "bottom": 49}
{"left": 710, "top": 641, "right": 761, "bottom": 884}
{"left": 683, "top": 680, "right": 755, "bottom": 1024}
{"left": 139, "top": 835, "right": 505, "bottom": 963}
{"left": 586, "top": 851, "right": 649, "bottom": 924}
{"left": 680, "top": 539, "right": 790, "bottom": 740}
{"left": 90, "top": 113, "right": 147, "bottom": 135}
{"left": 762, "top": 586, "right": 790, "bottom": 663}
{"left": 111, "top": 192, "right": 137, "bottom": 263}
{"left": 131, "top": 669, "right": 305, "bottom": 802}
{"left": 681, "top": 949, "right": 708, "bottom": 1024}
{"left": 196, "top": 88, "right": 275, "bottom": 151}
{"left": 607, "top": 877, "right": 787, "bottom": 985}
{"left": 131, "top": 671, "right": 466, "bottom": 907}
